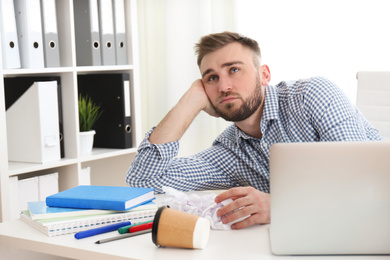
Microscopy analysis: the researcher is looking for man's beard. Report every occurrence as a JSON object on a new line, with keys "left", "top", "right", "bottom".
{"left": 213, "top": 74, "right": 264, "bottom": 122}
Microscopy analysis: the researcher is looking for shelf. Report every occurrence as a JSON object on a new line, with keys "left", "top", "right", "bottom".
{"left": 76, "top": 65, "right": 135, "bottom": 73}
{"left": 0, "top": 0, "right": 141, "bottom": 222}
{"left": 3, "top": 67, "right": 75, "bottom": 76}
{"left": 7, "top": 147, "right": 138, "bottom": 176}
{"left": 3, "top": 65, "right": 136, "bottom": 76}
{"left": 79, "top": 147, "right": 137, "bottom": 162}
{"left": 8, "top": 158, "right": 79, "bottom": 177}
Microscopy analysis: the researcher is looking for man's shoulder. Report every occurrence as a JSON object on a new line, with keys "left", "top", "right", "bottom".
{"left": 213, "top": 124, "right": 238, "bottom": 146}
{"left": 275, "top": 76, "right": 335, "bottom": 92}
{"left": 274, "top": 76, "right": 340, "bottom": 101}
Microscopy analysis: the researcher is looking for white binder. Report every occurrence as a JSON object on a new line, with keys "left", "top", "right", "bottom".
{"left": 40, "top": 0, "right": 61, "bottom": 67}
{"left": 74, "top": 0, "right": 102, "bottom": 66}
{"left": 113, "top": 0, "right": 128, "bottom": 65}
{"left": 9, "top": 176, "right": 20, "bottom": 220}
{"left": 0, "top": 0, "right": 21, "bottom": 69}
{"left": 10, "top": 172, "right": 59, "bottom": 219}
{"left": 6, "top": 81, "right": 61, "bottom": 163}
{"left": 38, "top": 172, "right": 59, "bottom": 201}
{"left": 80, "top": 167, "right": 91, "bottom": 185}
{"left": 18, "top": 176, "right": 39, "bottom": 211}
{"left": 98, "top": 0, "right": 116, "bottom": 65}
{"left": 14, "top": 0, "right": 45, "bottom": 68}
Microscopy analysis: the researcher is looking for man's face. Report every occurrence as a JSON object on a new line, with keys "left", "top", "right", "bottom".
{"left": 200, "top": 42, "right": 264, "bottom": 122}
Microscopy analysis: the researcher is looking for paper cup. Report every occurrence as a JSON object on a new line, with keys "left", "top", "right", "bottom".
{"left": 152, "top": 206, "right": 210, "bottom": 249}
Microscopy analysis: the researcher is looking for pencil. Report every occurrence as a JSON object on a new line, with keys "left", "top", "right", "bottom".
{"left": 95, "top": 229, "right": 151, "bottom": 244}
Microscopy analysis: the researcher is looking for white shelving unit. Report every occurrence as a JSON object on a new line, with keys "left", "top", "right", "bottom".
{"left": 0, "top": 0, "right": 142, "bottom": 222}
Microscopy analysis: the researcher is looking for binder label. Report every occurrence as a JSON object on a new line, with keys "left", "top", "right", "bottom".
{"left": 124, "top": 80, "right": 131, "bottom": 117}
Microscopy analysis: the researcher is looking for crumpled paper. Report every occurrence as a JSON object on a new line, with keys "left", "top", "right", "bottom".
{"left": 160, "top": 186, "right": 234, "bottom": 230}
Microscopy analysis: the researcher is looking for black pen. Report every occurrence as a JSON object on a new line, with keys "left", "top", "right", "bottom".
{"left": 95, "top": 229, "right": 151, "bottom": 244}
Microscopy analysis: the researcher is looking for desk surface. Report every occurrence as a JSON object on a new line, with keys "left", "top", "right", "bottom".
{"left": 0, "top": 193, "right": 389, "bottom": 260}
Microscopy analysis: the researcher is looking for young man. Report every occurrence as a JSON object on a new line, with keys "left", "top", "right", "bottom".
{"left": 126, "top": 32, "right": 382, "bottom": 229}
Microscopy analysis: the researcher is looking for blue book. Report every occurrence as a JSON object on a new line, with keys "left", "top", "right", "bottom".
{"left": 46, "top": 185, "right": 155, "bottom": 211}
{"left": 28, "top": 200, "right": 156, "bottom": 220}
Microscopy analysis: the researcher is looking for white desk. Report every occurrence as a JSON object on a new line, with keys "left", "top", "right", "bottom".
{"left": 1, "top": 220, "right": 389, "bottom": 260}
{"left": 0, "top": 193, "right": 389, "bottom": 260}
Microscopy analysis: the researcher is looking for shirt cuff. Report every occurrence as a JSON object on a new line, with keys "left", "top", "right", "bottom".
{"left": 137, "top": 127, "right": 180, "bottom": 159}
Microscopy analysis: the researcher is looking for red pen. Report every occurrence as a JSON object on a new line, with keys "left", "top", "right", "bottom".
{"left": 129, "top": 222, "right": 153, "bottom": 233}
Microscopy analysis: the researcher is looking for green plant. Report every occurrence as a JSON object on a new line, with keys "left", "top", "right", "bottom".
{"left": 78, "top": 94, "right": 103, "bottom": 132}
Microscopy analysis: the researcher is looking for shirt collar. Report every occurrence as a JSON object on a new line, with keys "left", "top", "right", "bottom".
{"left": 262, "top": 84, "right": 279, "bottom": 121}
{"left": 233, "top": 84, "right": 279, "bottom": 144}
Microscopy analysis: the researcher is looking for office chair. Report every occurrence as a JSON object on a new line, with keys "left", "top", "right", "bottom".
{"left": 356, "top": 71, "right": 390, "bottom": 141}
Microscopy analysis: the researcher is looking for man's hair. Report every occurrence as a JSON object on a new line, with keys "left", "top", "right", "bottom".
{"left": 194, "top": 31, "right": 261, "bottom": 67}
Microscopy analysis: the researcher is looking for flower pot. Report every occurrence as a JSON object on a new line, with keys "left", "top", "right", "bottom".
{"left": 79, "top": 130, "right": 96, "bottom": 154}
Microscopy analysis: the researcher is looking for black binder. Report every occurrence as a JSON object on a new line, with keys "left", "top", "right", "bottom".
{"left": 4, "top": 76, "right": 65, "bottom": 158}
{"left": 77, "top": 73, "right": 133, "bottom": 149}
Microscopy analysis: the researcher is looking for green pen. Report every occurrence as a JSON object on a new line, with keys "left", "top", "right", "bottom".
{"left": 118, "top": 220, "right": 153, "bottom": 234}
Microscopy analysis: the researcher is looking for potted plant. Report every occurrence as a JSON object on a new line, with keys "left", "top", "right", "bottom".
{"left": 78, "top": 94, "right": 103, "bottom": 154}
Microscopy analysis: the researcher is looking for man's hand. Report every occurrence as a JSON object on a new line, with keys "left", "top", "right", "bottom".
{"left": 214, "top": 187, "right": 270, "bottom": 229}
{"left": 188, "top": 79, "right": 218, "bottom": 117}
{"left": 149, "top": 79, "right": 218, "bottom": 144}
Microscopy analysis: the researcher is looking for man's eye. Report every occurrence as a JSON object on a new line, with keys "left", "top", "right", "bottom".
{"left": 208, "top": 75, "right": 218, "bottom": 82}
{"left": 230, "top": 67, "right": 239, "bottom": 73}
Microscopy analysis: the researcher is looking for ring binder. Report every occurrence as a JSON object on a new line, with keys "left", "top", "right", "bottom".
{"left": 40, "top": 0, "right": 61, "bottom": 67}
{"left": 0, "top": 0, "right": 21, "bottom": 69}
{"left": 98, "top": 0, "right": 116, "bottom": 65}
{"left": 78, "top": 73, "right": 133, "bottom": 149}
{"left": 74, "top": 0, "right": 102, "bottom": 66}
{"left": 113, "top": 0, "right": 128, "bottom": 65}
{"left": 14, "top": 0, "right": 45, "bottom": 68}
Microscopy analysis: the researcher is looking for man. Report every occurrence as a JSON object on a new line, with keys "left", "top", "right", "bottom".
{"left": 126, "top": 32, "right": 382, "bottom": 229}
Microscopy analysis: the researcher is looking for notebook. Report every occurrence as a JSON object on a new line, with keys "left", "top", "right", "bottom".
{"left": 21, "top": 203, "right": 157, "bottom": 237}
{"left": 27, "top": 200, "right": 156, "bottom": 220}
{"left": 46, "top": 185, "right": 155, "bottom": 211}
{"left": 269, "top": 141, "right": 390, "bottom": 255}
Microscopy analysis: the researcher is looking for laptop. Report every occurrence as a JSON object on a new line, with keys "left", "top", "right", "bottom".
{"left": 269, "top": 141, "right": 390, "bottom": 255}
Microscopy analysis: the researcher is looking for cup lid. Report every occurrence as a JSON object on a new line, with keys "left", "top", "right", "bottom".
{"left": 152, "top": 206, "right": 169, "bottom": 246}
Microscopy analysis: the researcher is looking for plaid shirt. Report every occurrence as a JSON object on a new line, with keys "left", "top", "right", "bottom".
{"left": 126, "top": 77, "right": 382, "bottom": 193}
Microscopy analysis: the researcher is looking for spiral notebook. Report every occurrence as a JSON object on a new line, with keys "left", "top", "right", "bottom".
{"left": 21, "top": 203, "right": 157, "bottom": 237}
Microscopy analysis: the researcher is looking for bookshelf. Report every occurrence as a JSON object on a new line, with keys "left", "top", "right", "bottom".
{"left": 0, "top": 0, "right": 142, "bottom": 222}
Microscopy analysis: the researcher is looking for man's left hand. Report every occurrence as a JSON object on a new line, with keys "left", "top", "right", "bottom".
{"left": 214, "top": 187, "right": 270, "bottom": 229}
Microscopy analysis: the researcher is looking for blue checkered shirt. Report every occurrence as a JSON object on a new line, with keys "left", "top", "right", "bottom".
{"left": 126, "top": 77, "right": 382, "bottom": 193}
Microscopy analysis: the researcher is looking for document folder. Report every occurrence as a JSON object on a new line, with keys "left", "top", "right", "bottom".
{"left": 18, "top": 177, "right": 39, "bottom": 211}
{"left": 4, "top": 76, "right": 65, "bottom": 158}
{"left": 6, "top": 81, "right": 61, "bottom": 163}
{"left": 113, "top": 0, "right": 128, "bottom": 65}
{"left": 98, "top": 0, "right": 116, "bottom": 65}
{"left": 14, "top": 0, "right": 45, "bottom": 68}
{"left": 74, "top": 0, "right": 102, "bottom": 66}
{"left": 9, "top": 176, "right": 20, "bottom": 220}
{"left": 40, "top": 0, "right": 61, "bottom": 67}
{"left": 0, "top": 0, "right": 21, "bottom": 69}
{"left": 78, "top": 73, "right": 133, "bottom": 148}
{"left": 38, "top": 172, "right": 59, "bottom": 201}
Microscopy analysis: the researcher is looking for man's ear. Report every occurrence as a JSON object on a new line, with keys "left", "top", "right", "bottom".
{"left": 260, "top": 65, "right": 271, "bottom": 86}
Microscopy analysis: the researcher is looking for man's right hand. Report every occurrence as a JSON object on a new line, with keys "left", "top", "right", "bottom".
{"left": 149, "top": 79, "right": 218, "bottom": 144}
{"left": 187, "top": 79, "right": 219, "bottom": 118}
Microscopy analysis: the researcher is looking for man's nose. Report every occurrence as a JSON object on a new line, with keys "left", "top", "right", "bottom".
{"left": 218, "top": 75, "right": 232, "bottom": 92}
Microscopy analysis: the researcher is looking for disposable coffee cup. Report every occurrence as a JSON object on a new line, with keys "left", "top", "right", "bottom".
{"left": 152, "top": 206, "right": 210, "bottom": 249}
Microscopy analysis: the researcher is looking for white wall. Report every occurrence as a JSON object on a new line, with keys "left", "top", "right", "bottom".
{"left": 137, "top": 0, "right": 236, "bottom": 156}
{"left": 137, "top": 0, "right": 390, "bottom": 156}
{"left": 235, "top": 0, "right": 390, "bottom": 101}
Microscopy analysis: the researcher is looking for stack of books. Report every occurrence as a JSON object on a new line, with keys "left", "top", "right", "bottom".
{"left": 20, "top": 185, "right": 157, "bottom": 237}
